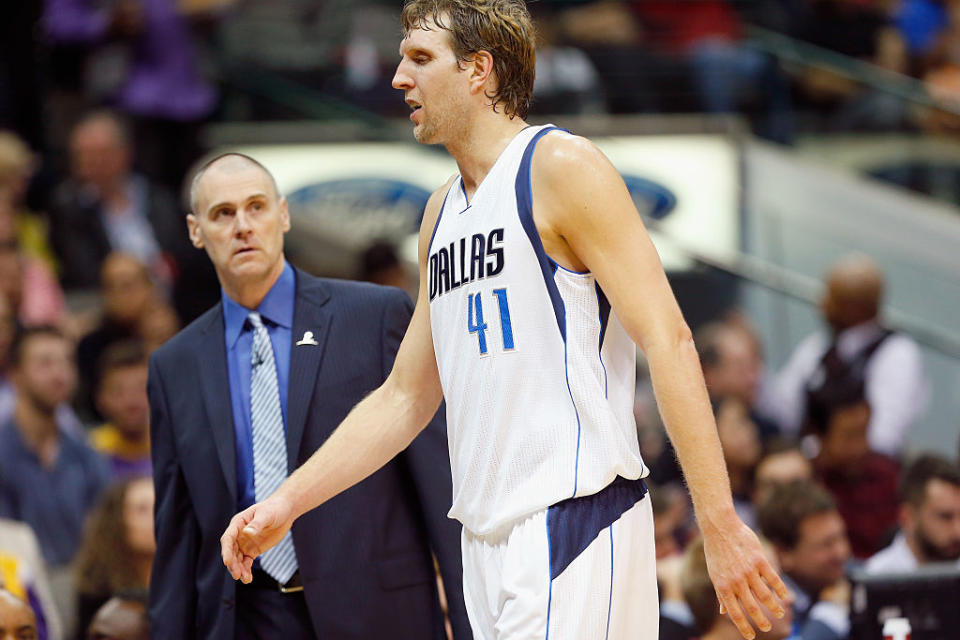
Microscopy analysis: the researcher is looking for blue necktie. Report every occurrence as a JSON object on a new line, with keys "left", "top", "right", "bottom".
{"left": 248, "top": 311, "right": 298, "bottom": 583}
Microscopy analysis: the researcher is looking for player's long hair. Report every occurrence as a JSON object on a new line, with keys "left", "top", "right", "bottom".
{"left": 401, "top": 0, "right": 535, "bottom": 119}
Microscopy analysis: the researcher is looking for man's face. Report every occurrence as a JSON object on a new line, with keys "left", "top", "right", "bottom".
{"left": 101, "top": 256, "right": 153, "bottom": 325}
{"left": 393, "top": 20, "right": 472, "bottom": 145}
{"left": 715, "top": 398, "right": 761, "bottom": 471}
{"left": 820, "top": 402, "right": 870, "bottom": 471}
{"left": 96, "top": 364, "right": 149, "bottom": 438}
{"left": 69, "top": 119, "right": 131, "bottom": 190}
{"left": 187, "top": 163, "right": 290, "bottom": 293}
{"left": 706, "top": 332, "right": 762, "bottom": 406}
{"left": 906, "top": 479, "right": 960, "bottom": 562}
{"left": 0, "top": 591, "right": 37, "bottom": 640}
{"left": 123, "top": 478, "right": 156, "bottom": 556}
{"left": 780, "top": 511, "right": 850, "bottom": 594}
{"left": 87, "top": 599, "right": 149, "bottom": 640}
{"left": 13, "top": 335, "right": 76, "bottom": 413}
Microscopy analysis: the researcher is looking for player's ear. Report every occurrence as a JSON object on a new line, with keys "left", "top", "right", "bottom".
{"left": 468, "top": 50, "right": 495, "bottom": 93}
{"left": 279, "top": 196, "right": 291, "bottom": 233}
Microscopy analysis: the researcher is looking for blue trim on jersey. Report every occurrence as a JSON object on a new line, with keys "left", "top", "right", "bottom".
{"left": 516, "top": 126, "right": 566, "bottom": 340}
{"left": 546, "top": 476, "right": 648, "bottom": 581}
{"left": 545, "top": 510, "right": 554, "bottom": 640}
{"left": 596, "top": 283, "right": 611, "bottom": 398}
{"left": 427, "top": 180, "right": 458, "bottom": 254}
{"left": 605, "top": 526, "right": 614, "bottom": 640}
{"left": 554, "top": 262, "right": 589, "bottom": 276}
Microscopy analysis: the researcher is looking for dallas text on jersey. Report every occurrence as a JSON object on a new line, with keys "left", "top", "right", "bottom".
{"left": 429, "top": 228, "right": 505, "bottom": 301}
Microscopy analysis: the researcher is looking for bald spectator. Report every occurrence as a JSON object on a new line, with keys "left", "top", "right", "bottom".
{"left": 0, "top": 588, "right": 37, "bottom": 640}
{"left": 772, "top": 254, "right": 928, "bottom": 458}
{"left": 48, "top": 112, "right": 217, "bottom": 321}
{"left": 87, "top": 593, "right": 149, "bottom": 640}
{"left": 758, "top": 481, "right": 852, "bottom": 640}
{"left": 680, "top": 537, "right": 794, "bottom": 640}
{"left": 866, "top": 454, "right": 960, "bottom": 573}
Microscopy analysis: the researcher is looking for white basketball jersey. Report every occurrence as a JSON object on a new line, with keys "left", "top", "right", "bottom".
{"left": 428, "top": 125, "right": 647, "bottom": 535}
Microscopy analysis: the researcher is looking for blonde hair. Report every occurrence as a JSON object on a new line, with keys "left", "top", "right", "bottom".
{"left": 0, "top": 131, "right": 33, "bottom": 186}
{"left": 401, "top": 0, "right": 536, "bottom": 119}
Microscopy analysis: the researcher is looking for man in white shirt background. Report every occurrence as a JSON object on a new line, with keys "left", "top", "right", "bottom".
{"left": 771, "top": 254, "right": 928, "bottom": 458}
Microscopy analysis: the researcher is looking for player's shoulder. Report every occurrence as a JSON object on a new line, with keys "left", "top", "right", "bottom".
{"left": 533, "top": 129, "right": 614, "bottom": 187}
{"left": 421, "top": 174, "right": 458, "bottom": 227}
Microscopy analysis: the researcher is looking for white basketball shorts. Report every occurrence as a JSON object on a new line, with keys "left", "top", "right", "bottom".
{"left": 461, "top": 476, "right": 659, "bottom": 639}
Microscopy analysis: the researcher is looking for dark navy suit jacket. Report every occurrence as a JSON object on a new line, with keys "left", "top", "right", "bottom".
{"left": 148, "top": 269, "right": 470, "bottom": 639}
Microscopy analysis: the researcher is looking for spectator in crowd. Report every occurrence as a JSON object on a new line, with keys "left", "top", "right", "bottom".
{"left": 753, "top": 438, "right": 814, "bottom": 511}
{"left": 48, "top": 111, "right": 218, "bottom": 322}
{"left": 42, "top": 0, "right": 218, "bottom": 192}
{"left": 0, "top": 518, "right": 63, "bottom": 640}
{"left": 713, "top": 395, "right": 762, "bottom": 528}
{"left": 49, "top": 112, "right": 184, "bottom": 292}
{"left": 75, "top": 253, "right": 155, "bottom": 420}
{"left": 0, "top": 587, "right": 38, "bottom": 640}
{"left": 696, "top": 321, "right": 779, "bottom": 440}
{"left": 758, "top": 481, "right": 852, "bottom": 640}
{"left": 772, "top": 254, "right": 928, "bottom": 458}
{"left": 866, "top": 454, "right": 960, "bottom": 572}
{"left": 654, "top": 483, "right": 697, "bottom": 640}
{"left": 87, "top": 592, "right": 150, "bottom": 640}
{"left": 808, "top": 383, "right": 899, "bottom": 559}
{"left": 0, "top": 295, "right": 16, "bottom": 414}
{"left": 135, "top": 300, "right": 178, "bottom": 358}
{"left": 680, "top": 537, "right": 794, "bottom": 640}
{"left": 90, "top": 342, "right": 151, "bottom": 479}
{"left": 0, "top": 327, "right": 109, "bottom": 571}
{"left": 0, "top": 131, "right": 55, "bottom": 270}
{"left": 0, "top": 198, "right": 65, "bottom": 328}
{"left": 74, "top": 478, "right": 154, "bottom": 637}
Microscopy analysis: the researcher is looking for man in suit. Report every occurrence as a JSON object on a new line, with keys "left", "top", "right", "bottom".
{"left": 148, "top": 152, "right": 469, "bottom": 639}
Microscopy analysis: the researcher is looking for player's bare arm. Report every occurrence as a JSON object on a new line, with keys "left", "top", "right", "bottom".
{"left": 220, "top": 178, "right": 454, "bottom": 583}
{"left": 530, "top": 132, "right": 788, "bottom": 640}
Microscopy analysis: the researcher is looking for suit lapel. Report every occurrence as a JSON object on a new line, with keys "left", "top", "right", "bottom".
{"left": 196, "top": 306, "right": 238, "bottom": 502}
{"left": 286, "top": 271, "right": 332, "bottom": 467}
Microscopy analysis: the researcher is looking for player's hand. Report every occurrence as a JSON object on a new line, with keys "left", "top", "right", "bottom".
{"left": 220, "top": 495, "right": 294, "bottom": 583}
{"left": 702, "top": 516, "right": 789, "bottom": 640}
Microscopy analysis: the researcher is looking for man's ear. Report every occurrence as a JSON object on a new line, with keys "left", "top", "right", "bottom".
{"left": 468, "top": 50, "right": 495, "bottom": 95}
{"left": 279, "top": 197, "right": 291, "bottom": 233}
{"left": 186, "top": 214, "right": 204, "bottom": 249}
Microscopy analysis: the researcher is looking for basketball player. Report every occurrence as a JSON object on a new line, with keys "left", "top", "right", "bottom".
{"left": 221, "top": 1, "right": 787, "bottom": 638}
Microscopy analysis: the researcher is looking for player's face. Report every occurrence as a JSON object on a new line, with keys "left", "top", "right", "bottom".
{"left": 393, "top": 20, "right": 470, "bottom": 145}
{"left": 188, "top": 164, "right": 290, "bottom": 293}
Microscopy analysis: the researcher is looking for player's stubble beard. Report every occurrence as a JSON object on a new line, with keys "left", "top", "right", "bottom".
{"left": 916, "top": 523, "right": 960, "bottom": 562}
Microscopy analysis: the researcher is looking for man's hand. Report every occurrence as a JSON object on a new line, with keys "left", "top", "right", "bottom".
{"left": 703, "top": 517, "right": 789, "bottom": 640}
{"left": 220, "top": 495, "right": 294, "bottom": 583}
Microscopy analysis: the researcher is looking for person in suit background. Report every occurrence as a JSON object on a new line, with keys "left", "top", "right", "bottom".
{"left": 147, "top": 152, "right": 469, "bottom": 639}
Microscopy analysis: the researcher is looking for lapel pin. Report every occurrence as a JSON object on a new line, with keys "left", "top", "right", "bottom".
{"left": 296, "top": 331, "right": 319, "bottom": 346}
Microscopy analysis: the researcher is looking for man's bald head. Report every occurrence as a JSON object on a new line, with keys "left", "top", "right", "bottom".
{"left": 0, "top": 588, "right": 37, "bottom": 640}
{"left": 188, "top": 153, "right": 280, "bottom": 215}
{"left": 821, "top": 254, "right": 885, "bottom": 332}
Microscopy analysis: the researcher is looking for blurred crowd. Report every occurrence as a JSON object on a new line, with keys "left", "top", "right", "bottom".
{"left": 0, "top": 1, "right": 959, "bottom": 639}
{"left": 638, "top": 255, "right": 960, "bottom": 640}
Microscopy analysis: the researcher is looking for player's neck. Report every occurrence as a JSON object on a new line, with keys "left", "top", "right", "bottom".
{"left": 447, "top": 114, "right": 528, "bottom": 200}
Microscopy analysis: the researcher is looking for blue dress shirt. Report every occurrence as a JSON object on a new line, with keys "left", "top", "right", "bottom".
{"left": 222, "top": 261, "right": 295, "bottom": 511}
